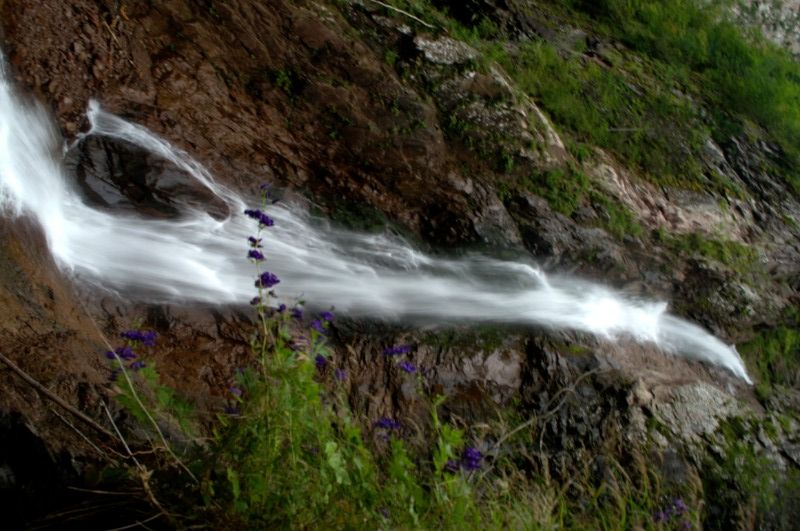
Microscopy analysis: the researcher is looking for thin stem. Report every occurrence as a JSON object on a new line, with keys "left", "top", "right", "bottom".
{"left": 365, "top": 0, "right": 438, "bottom": 29}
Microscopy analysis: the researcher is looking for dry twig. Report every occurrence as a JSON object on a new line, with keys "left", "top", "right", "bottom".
{"left": 365, "top": 0, "right": 438, "bottom": 29}
{"left": 0, "top": 351, "right": 116, "bottom": 440}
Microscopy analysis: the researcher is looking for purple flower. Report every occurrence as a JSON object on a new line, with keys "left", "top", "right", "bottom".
{"left": 120, "top": 330, "right": 157, "bottom": 347}
{"left": 315, "top": 355, "right": 327, "bottom": 370}
{"left": 320, "top": 310, "right": 334, "bottom": 322}
{"left": 277, "top": 303, "right": 287, "bottom": 312}
{"left": 130, "top": 361, "right": 146, "bottom": 371}
{"left": 120, "top": 330, "right": 140, "bottom": 342}
{"left": 247, "top": 249, "right": 265, "bottom": 261}
{"left": 444, "top": 459, "right": 460, "bottom": 473}
{"left": 244, "top": 208, "right": 275, "bottom": 227}
{"left": 335, "top": 368, "right": 347, "bottom": 381}
{"left": 255, "top": 271, "right": 280, "bottom": 289}
{"left": 461, "top": 447, "right": 482, "bottom": 471}
{"left": 229, "top": 386, "right": 243, "bottom": 397}
{"left": 398, "top": 361, "right": 416, "bottom": 374}
{"left": 291, "top": 307, "right": 304, "bottom": 320}
{"left": 250, "top": 296, "right": 262, "bottom": 306}
{"left": 109, "top": 369, "right": 120, "bottom": 382}
{"left": 383, "top": 345, "right": 412, "bottom": 356}
{"left": 248, "top": 236, "right": 263, "bottom": 248}
{"left": 224, "top": 405, "right": 241, "bottom": 416}
{"left": 672, "top": 498, "right": 688, "bottom": 515}
{"left": 310, "top": 319, "right": 327, "bottom": 335}
{"left": 118, "top": 346, "right": 136, "bottom": 360}
{"left": 374, "top": 417, "right": 401, "bottom": 430}
{"left": 106, "top": 346, "right": 136, "bottom": 361}
{"left": 141, "top": 331, "right": 157, "bottom": 347}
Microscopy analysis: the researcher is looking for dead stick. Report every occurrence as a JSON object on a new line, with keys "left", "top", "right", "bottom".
{"left": 0, "top": 351, "right": 116, "bottom": 440}
{"left": 366, "top": 0, "right": 437, "bottom": 29}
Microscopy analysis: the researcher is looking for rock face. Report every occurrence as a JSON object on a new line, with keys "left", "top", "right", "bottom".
{"left": 0, "top": 0, "right": 798, "bottom": 526}
{"left": 65, "top": 135, "right": 230, "bottom": 219}
{"left": 736, "top": 0, "right": 800, "bottom": 56}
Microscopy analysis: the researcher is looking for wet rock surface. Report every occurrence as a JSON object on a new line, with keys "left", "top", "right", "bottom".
{"left": 66, "top": 135, "right": 230, "bottom": 219}
{"left": 0, "top": 0, "right": 798, "bottom": 527}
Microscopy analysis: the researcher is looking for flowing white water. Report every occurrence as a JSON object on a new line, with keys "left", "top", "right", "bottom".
{"left": 0, "top": 57, "right": 753, "bottom": 384}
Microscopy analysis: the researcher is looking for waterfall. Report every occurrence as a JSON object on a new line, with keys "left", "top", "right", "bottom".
{"left": 0, "top": 56, "right": 753, "bottom": 384}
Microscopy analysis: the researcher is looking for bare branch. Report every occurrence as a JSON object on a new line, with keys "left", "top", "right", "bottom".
{"left": 365, "top": 0, "right": 438, "bottom": 30}
{"left": 0, "top": 351, "right": 116, "bottom": 440}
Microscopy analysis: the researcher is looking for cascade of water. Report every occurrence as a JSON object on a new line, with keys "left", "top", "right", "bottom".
{"left": 0, "top": 56, "right": 753, "bottom": 384}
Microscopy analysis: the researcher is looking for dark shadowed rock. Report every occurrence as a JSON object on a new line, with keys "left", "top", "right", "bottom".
{"left": 65, "top": 135, "right": 230, "bottom": 219}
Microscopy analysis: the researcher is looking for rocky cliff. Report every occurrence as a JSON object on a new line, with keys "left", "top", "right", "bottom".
{"left": 0, "top": 0, "right": 799, "bottom": 528}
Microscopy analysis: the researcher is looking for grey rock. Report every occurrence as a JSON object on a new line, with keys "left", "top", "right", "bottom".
{"left": 651, "top": 382, "right": 743, "bottom": 444}
{"left": 414, "top": 36, "right": 479, "bottom": 65}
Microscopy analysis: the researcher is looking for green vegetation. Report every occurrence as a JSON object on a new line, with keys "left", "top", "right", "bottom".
{"left": 519, "top": 164, "right": 642, "bottom": 238}
{"left": 704, "top": 425, "right": 800, "bottom": 529}
{"left": 553, "top": 0, "right": 800, "bottom": 194}
{"left": 492, "top": 39, "right": 708, "bottom": 189}
{"left": 375, "top": 0, "right": 800, "bottom": 196}
{"left": 655, "top": 229, "right": 758, "bottom": 273}
{"left": 590, "top": 190, "right": 644, "bottom": 239}
{"left": 523, "top": 165, "right": 590, "bottom": 217}
{"left": 739, "top": 309, "right": 800, "bottom": 393}
{"left": 107, "top": 300, "right": 702, "bottom": 528}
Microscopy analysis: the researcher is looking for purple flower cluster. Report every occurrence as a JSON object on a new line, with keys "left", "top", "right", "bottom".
{"left": 374, "top": 417, "right": 401, "bottom": 430}
{"left": 244, "top": 208, "right": 275, "bottom": 227}
{"left": 291, "top": 307, "right": 304, "bottom": 320}
{"left": 654, "top": 498, "right": 689, "bottom": 526}
{"left": 255, "top": 271, "right": 280, "bottom": 289}
{"left": 247, "top": 249, "right": 265, "bottom": 261}
{"left": 248, "top": 236, "right": 263, "bottom": 248}
{"left": 461, "top": 447, "right": 482, "bottom": 471}
{"left": 398, "top": 361, "right": 416, "bottom": 374}
{"left": 104, "top": 340, "right": 148, "bottom": 378}
{"left": 315, "top": 354, "right": 327, "bottom": 370}
{"left": 445, "top": 447, "right": 484, "bottom": 472}
{"left": 383, "top": 345, "right": 412, "bottom": 356}
{"left": 310, "top": 319, "right": 327, "bottom": 335}
{"left": 106, "top": 346, "right": 136, "bottom": 361}
{"left": 121, "top": 330, "right": 157, "bottom": 347}
{"left": 320, "top": 310, "right": 334, "bottom": 322}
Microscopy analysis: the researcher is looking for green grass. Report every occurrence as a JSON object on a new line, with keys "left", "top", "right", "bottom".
{"left": 655, "top": 229, "right": 758, "bottom": 273}
{"left": 562, "top": 0, "right": 800, "bottom": 195}
{"left": 520, "top": 165, "right": 643, "bottom": 238}
{"left": 374, "top": 0, "right": 800, "bottom": 196}
{"left": 704, "top": 430, "right": 800, "bottom": 529}
{"left": 739, "top": 310, "right": 800, "bottom": 392}
{"left": 590, "top": 191, "right": 644, "bottom": 239}
{"left": 523, "top": 165, "right": 590, "bottom": 218}
{"left": 105, "top": 282, "right": 703, "bottom": 529}
{"left": 491, "top": 39, "right": 709, "bottom": 189}
{"left": 102, "top": 273, "right": 800, "bottom": 530}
